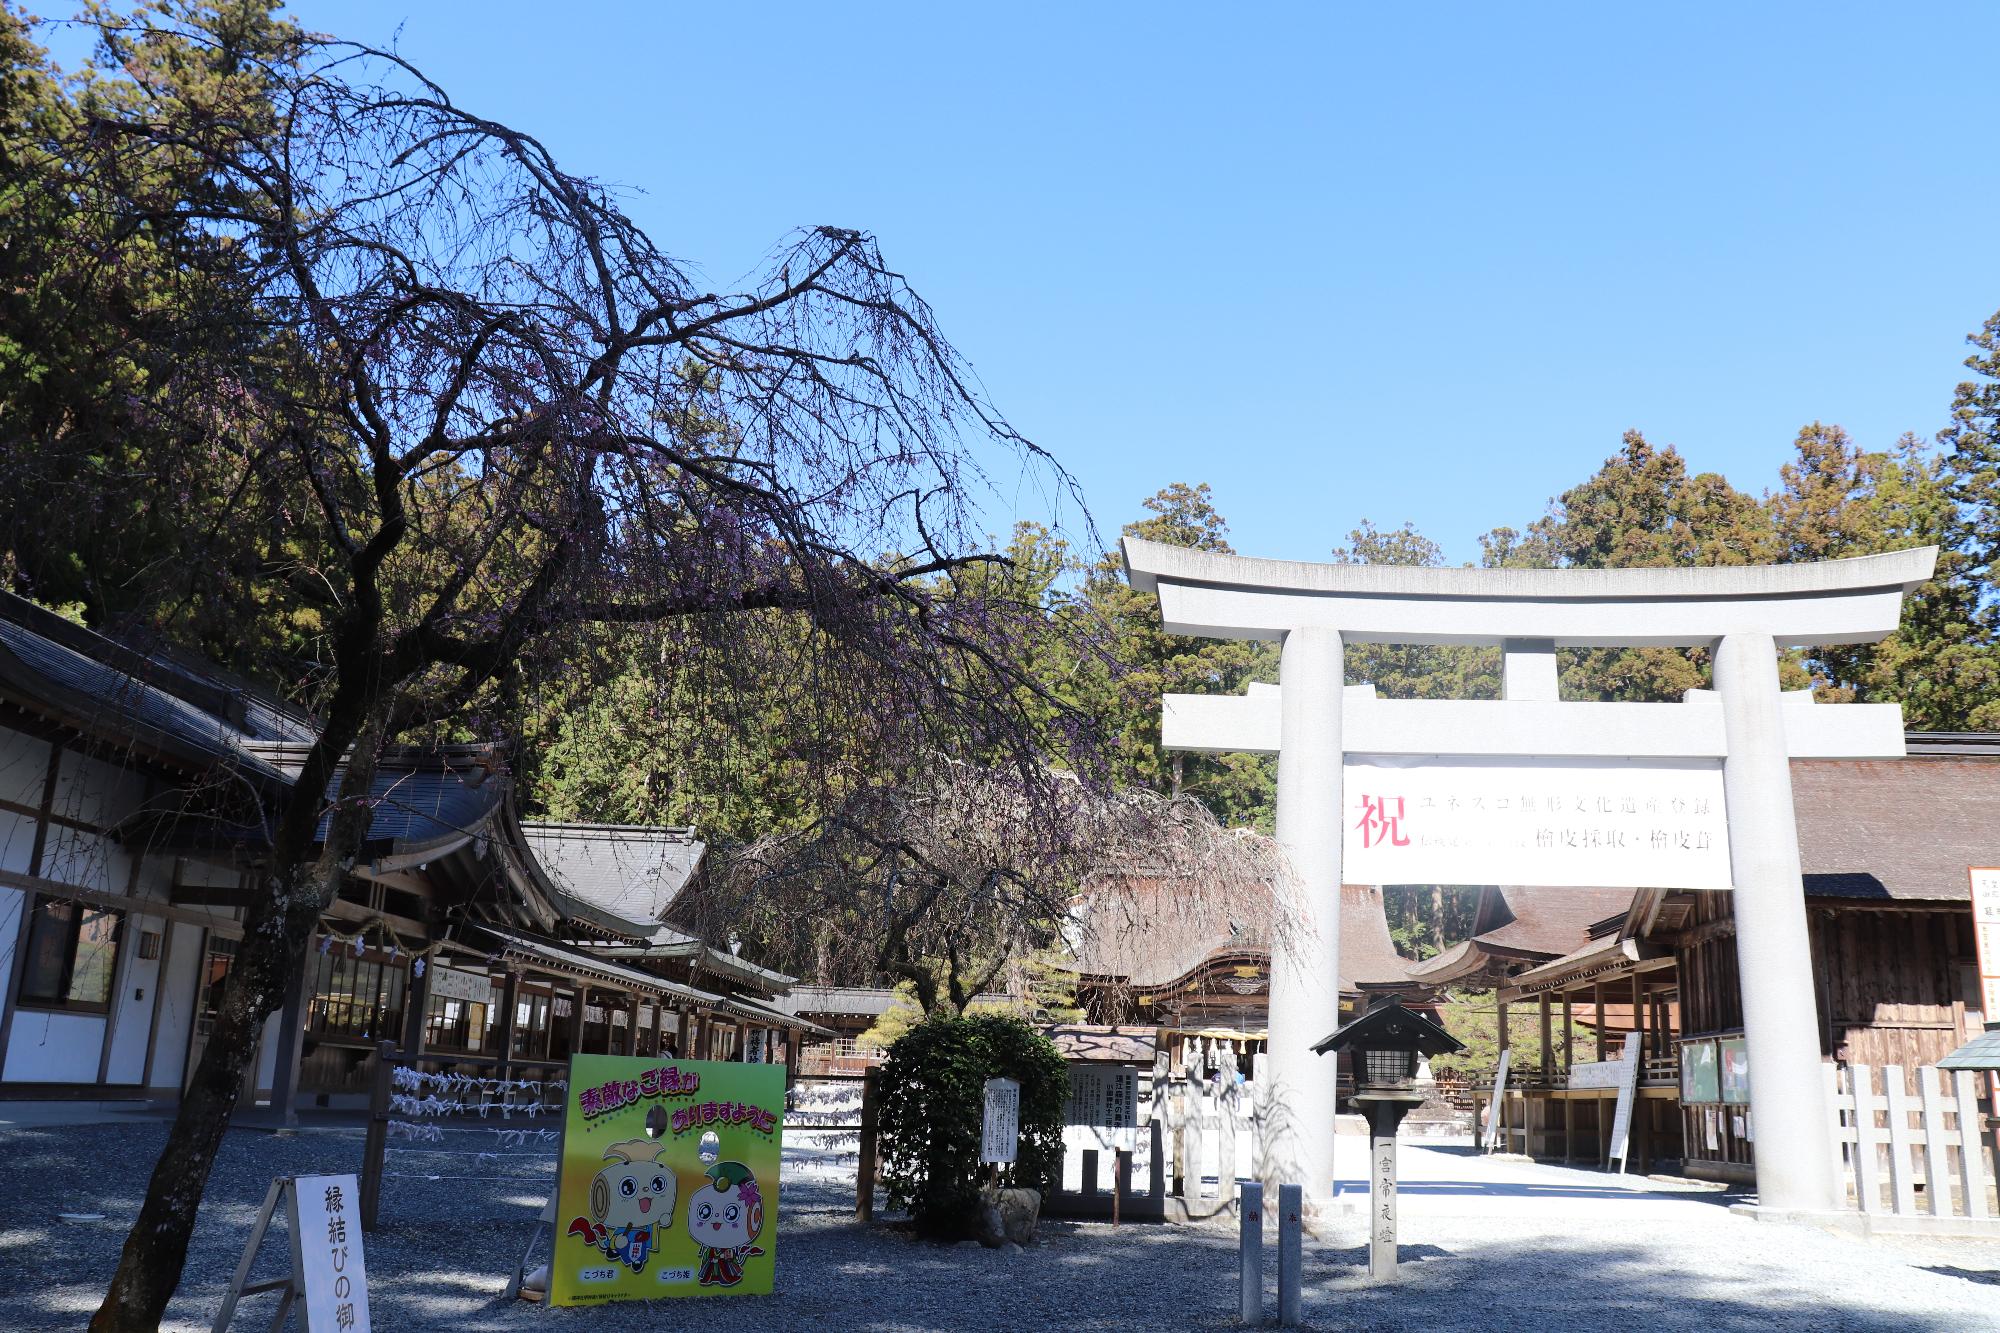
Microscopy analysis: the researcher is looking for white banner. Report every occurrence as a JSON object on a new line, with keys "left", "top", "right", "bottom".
{"left": 1343, "top": 756, "right": 1732, "bottom": 890}
{"left": 427, "top": 965, "right": 495, "bottom": 1006}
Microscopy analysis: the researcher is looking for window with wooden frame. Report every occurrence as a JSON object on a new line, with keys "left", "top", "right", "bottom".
{"left": 16, "top": 896, "right": 122, "bottom": 1013}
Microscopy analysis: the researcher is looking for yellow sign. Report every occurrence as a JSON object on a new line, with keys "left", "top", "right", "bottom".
{"left": 547, "top": 1055, "right": 784, "bottom": 1306}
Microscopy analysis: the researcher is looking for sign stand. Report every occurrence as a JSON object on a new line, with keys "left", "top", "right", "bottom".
{"left": 213, "top": 1173, "right": 369, "bottom": 1332}
{"left": 504, "top": 1192, "right": 557, "bottom": 1303}
{"left": 212, "top": 1178, "right": 296, "bottom": 1332}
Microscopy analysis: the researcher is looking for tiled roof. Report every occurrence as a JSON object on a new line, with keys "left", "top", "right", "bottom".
{"left": 319, "top": 756, "right": 506, "bottom": 849}
{"left": 1792, "top": 756, "right": 1999, "bottom": 902}
{"left": 782, "top": 985, "right": 904, "bottom": 1018}
{"left": 1938, "top": 1025, "right": 2000, "bottom": 1072}
{"left": 1069, "top": 876, "right": 1414, "bottom": 993}
{"left": 0, "top": 614, "right": 288, "bottom": 783}
{"left": 523, "top": 822, "right": 705, "bottom": 935}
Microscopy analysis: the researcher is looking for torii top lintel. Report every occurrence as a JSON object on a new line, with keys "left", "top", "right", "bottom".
{"left": 1121, "top": 537, "right": 1938, "bottom": 649}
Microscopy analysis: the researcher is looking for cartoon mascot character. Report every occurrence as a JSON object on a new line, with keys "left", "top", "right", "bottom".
{"left": 566, "top": 1139, "right": 677, "bottom": 1273}
{"left": 688, "top": 1160, "right": 765, "bottom": 1286}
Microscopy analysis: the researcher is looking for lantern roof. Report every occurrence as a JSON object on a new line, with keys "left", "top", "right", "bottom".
{"left": 1937, "top": 1022, "right": 2000, "bottom": 1073}
{"left": 1311, "top": 1001, "right": 1464, "bottom": 1059}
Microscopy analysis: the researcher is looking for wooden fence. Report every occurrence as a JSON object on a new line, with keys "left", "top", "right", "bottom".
{"left": 1824, "top": 1063, "right": 1998, "bottom": 1223}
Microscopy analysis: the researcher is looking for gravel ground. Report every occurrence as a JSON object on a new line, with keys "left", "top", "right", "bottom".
{"left": 2, "top": 1118, "right": 1997, "bottom": 1331}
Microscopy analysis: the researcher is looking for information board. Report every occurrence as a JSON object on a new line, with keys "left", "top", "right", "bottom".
{"left": 1344, "top": 756, "right": 1731, "bottom": 890}
{"left": 426, "top": 964, "right": 494, "bottom": 1005}
{"left": 1971, "top": 869, "right": 2000, "bottom": 1020}
{"left": 1680, "top": 1039, "right": 1719, "bottom": 1104}
{"left": 1604, "top": 1033, "right": 1642, "bottom": 1173}
{"left": 548, "top": 1055, "right": 784, "bottom": 1307}
{"left": 1718, "top": 1038, "right": 1751, "bottom": 1105}
{"left": 981, "top": 1077, "right": 1021, "bottom": 1165}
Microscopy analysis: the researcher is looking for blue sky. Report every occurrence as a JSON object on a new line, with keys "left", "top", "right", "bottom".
{"left": 131, "top": 5, "right": 2000, "bottom": 561}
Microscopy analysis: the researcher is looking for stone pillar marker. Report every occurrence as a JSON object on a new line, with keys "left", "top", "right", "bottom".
{"left": 1713, "top": 632, "right": 1838, "bottom": 1213}
{"left": 1237, "top": 1180, "right": 1263, "bottom": 1325}
{"left": 1267, "top": 627, "right": 1343, "bottom": 1213}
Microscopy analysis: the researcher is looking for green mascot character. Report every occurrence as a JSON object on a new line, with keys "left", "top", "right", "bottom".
{"left": 688, "top": 1160, "right": 765, "bottom": 1286}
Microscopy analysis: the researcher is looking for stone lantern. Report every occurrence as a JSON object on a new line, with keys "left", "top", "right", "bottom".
{"left": 1312, "top": 1000, "right": 1464, "bottom": 1282}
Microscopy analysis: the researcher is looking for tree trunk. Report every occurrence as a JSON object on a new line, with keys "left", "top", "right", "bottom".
{"left": 91, "top": 706, "right": 388, "bottom": 1330}
{"left": 89, "top": 871, "right": 314, "bottom": 1329}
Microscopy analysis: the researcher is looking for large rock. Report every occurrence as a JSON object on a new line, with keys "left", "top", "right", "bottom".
{"left": 973, "top": 1186, "right": 1041, "bottom": 1248}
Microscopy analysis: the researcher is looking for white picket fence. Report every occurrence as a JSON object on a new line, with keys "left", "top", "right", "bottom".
{"left": 1823, "top": 1063, "right": 1997, "bottom": 1221}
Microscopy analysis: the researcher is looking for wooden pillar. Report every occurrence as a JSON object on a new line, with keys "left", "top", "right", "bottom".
{"left": 402, "top": 951, "right": 431, "bottom": 1058}
{"left": 1538, "top": 992, "right": 1554, "bottom": 1080}
{"left": 495, "top": 971, "right": 520, "bottom": 1081}
{"left": 1496, "top": 999, "right": 1510, "bottom": 1056}
{"left": 623, "top": 992, "right": 640, "bottom": 1057}
{"left": 1561, "top": 991, "right": 1574, "bottom": 1073}
{"left": 1562, "top": 1093, "right": 1574, "bottom": 1163}
{"left": 567, "top": 985, "right": 586, "bottom": 1058}
{"left": 855, "top": 1065, "right": 881, "bottom": 1221}
{"left": 1632, "top": 972, "right": 1645, "bottom": 1063}
{"left": 267, "top": 937, "right": 316, "bottom": 1126}
{"left": 1594, "top": 981, "right": 1606, "bottom": 1062}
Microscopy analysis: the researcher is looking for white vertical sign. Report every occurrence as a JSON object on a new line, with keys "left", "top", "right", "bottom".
{"left": 293, "top": 1173, "right": 369, "bottom": 1332}
{"left": 981, "top": 1077, "right": 1021, "bottom": 1165}
{"left": 1481, "top": 1049, "right": 1512, "bottom": 1153}
{"left": 1970, "top": 869, "right": 2000, "bottom": 1021}
{"left": 1605, "top": 1032, "right": 1643, "bottom": 1174}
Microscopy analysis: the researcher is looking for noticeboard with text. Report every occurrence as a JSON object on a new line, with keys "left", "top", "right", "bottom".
{"left": 981, "top": 1077, "right": 1021, "bottom": 1165}
{"left": 1718, "top": 1038, "right": 1751, "bottom": 1105}
{"left": 1680, "top": 1039, "right": 1719, "bottom": 1104}
{"left": 548, "top": 1055, "right": 784, "bottom": 1307}
{"left": 1972, "top": 869, "right": 2000, "bottom": 1021}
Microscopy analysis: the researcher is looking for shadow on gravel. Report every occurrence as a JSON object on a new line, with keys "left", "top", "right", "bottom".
{"left": 1922, "top": 1264, "right": 2000, "bottom": 1287}
{"left": 3, "top": 1123, "right": 1991, "bottom": 1332}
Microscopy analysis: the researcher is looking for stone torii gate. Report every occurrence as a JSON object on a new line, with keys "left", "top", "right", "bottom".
{"left": 1122, "top": 536, "right": 1937, "bottom": 1218}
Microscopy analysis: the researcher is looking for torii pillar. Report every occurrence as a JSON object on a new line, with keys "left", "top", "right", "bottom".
{"left": 1123, "top": 537, "right": 1936, "bottom": 1218}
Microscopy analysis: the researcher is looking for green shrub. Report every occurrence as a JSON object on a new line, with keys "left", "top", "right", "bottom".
{"left": 876, "top": 1012, "right": 1068, "bottom": 1239}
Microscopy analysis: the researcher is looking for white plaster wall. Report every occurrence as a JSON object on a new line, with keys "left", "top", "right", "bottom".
{"left": 51, "top": 749, "right": 146, "bottom": 830}
{"left": 3, "top": 1010, "right": 106, "bottom": 1082}
{"left": 148, "top": 920, "right": 204, "bottom": 1090}
{"left": 0, "top": 726, "right": 51, "bottom": 806}
{"left": 103, "top": 911, "right": 164, "bottom": 1085}
{"left": 38, "top": 749, "right": 142, "bottom": 895}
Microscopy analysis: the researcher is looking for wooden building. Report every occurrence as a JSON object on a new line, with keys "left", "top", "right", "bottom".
{"left": 1471, "top": 736, "right": 1994, "bottom": 1180}
{"left": 0, "top": 592, "right": 824, "bottom": 1112}
{"left": 1067, "top": 876, "right": 1426, "bottom": 1081}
